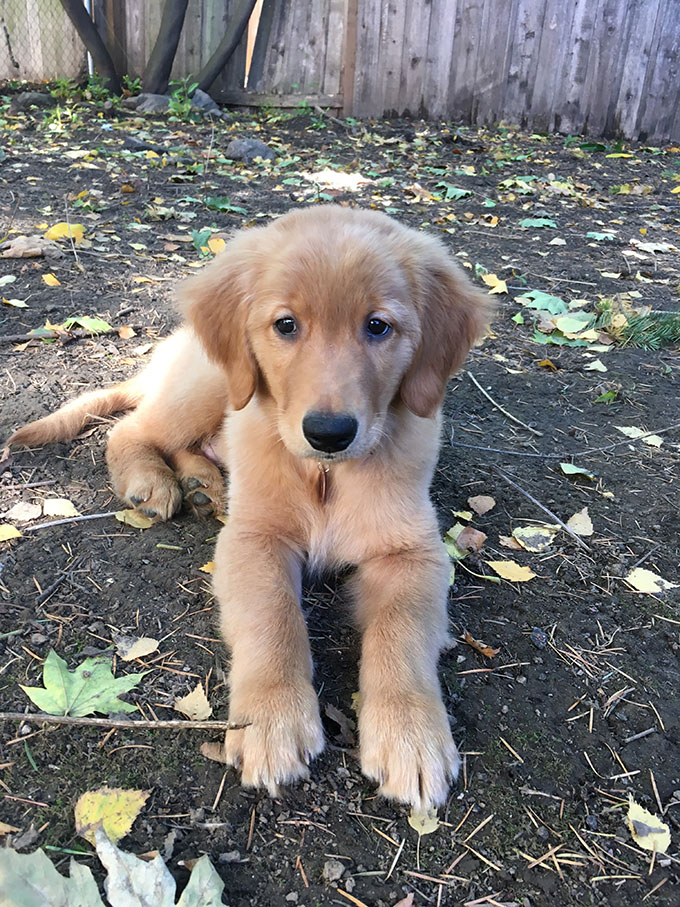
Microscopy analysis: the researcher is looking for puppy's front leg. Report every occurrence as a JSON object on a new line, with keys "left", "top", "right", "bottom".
{"left": 214, "top": 525, "right": 324, "bottom": 794}
{"left": 351, "top": 540, "right": 460, "bottom": 810}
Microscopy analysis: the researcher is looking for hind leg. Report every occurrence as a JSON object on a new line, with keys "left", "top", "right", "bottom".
{"left": 170, "top": 447, "right": 225, "bottom": 517}
{"left": 106, "top": 415, "right": 183, "bottom": 520}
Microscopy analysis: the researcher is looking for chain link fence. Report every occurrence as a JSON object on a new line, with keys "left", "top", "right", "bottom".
{"left": 1, "top": 0, "right": 87, "bottom": 82}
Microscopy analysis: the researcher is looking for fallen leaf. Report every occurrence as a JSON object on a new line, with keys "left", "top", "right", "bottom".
{"left": 456, "top": 526, "right": 487, "bottom": 552}
{"left": 207, "top": 237, "right": 226, "bottom": 255}
{"left": 20, "top": 649, "right": 146, "bottom": 717}
{"left": 118, "top": 325, "right": 136, "bottom": 339}
{"left": 5, "top": 501, "right": 42, "bottom": 522}
{"left": 560, "top": 462, "right": 595, "bottom": 480}
{"left": 584, "top": 358, "right": 607, "bottom": 372}
{"left": 42, "top": 498, "right": 79, "bottom": 518}
{"left": 499, "top": 534, "right": 522, "bottom": 549}
{"left": 627, "top": 796, "right": 671, "bottom": 853}
{"left": 393, "top": 895, "right": 415, "bottom": 907}
{"left": 199, "top": 561, "right": 214, "bottom": 574}
{"left": 42, "top": 273, "right": 61, "bottom": 286}
{"left": 468, "top": 494, "right": 495, "bottom": 515}
{"left": 626, "top": 568, "right": 678, "bottom": 595}
{"left": 3, "top": 296, "right": 28, "bottom": 308}
{"left": 463, "top": 630, "right": 500, "bottom": 658}
{"left": 115, "top": 509, "right": 154, "bottom": 529}
{"left": 174, "top": 682, "right": 212, "bottom": 720}
{"left": 324, "top": 703, "right": 356, "bottom": 745}
{"left": 566, "top": 507, "right": 593, "bottom": 536}
{"left": 1, "top": 235, "right": 63, "bottom": 259}
{"left": 453, "top": 509, "right": 474, "bottom": 520}
{"left": 113, "top": 635, "right": 159, "bottom": 662}
{"left": 487, "top": 560, "right": 536, "bottom": 582}
{"left": 481, "top": 273, "right": 508, "bottom": 294}
{"left": 75, "top": 787, "right": 150, "bottom": 846}
{"left": 0, "top": 847, "right": 102, "bottom": 905}
{"left": 0, "top": 274, "right": 16, "bottom": 286}
{"left": 95, "top": 827, "right": 225, "bottom": 906}
{"left": 615, "top": 426, "right": 663, "bottom": 447}
{"left": 408, "top": 807, "right": 440, "bottom": 836}
{"left": 0, "top": 524, "right": 22, "bottom": 541}
{"left": 44, "top": 222, "right": 85, "bottom": 244}
{"left": 512, "top": 524, "right": 559, "bottom": 552}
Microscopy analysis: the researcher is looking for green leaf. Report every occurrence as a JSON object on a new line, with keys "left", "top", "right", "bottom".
{"left": 587, "top": 231, "right": 616, "bottom": 241}
{"left": 63, "top": 316, "right": 113, "bottom": 334}
{"left": 177, "top": 855, "right": 225, "bottom": 907}
{"left": 20, "top": 650, "right": 146, "bottom": 717}
{"left": 435, "top": 182, "right": 472, "bottom": 200}
{"left": 0, "top": 847, "right": 103, "bottom": 907}
{"left": 204, "top": 196, "right": 247, "bottom": 214}
{"left": 560, "top": 463, "right": 596, "bottom": 480}
{"left": 511, "top": 312, "right": 524, "bottom": 324}
{"left": 519, "top": 217, "right": 557, "bottom": 229}
{"left": 517, "top": 289, "right": 567, "bottom": 315}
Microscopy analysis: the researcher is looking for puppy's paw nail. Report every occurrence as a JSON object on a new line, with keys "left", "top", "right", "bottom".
{"left": 186, "top": 476, "right": 203, "bottom": 490}
{"left": 130, "top": 495, "right": 144, "bottom": 505}
{"left": 141, "top": 507, "right": 157, "bottom": 518}
{"left": 192, "top": 491, "right": 211, "bottom": 506}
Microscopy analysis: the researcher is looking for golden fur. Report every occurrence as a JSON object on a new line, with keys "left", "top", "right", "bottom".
{"left": 9, "top": 205, "right": 488, "bottom": 809}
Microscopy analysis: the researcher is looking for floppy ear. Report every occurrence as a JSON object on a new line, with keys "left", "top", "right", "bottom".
{"left": 178, "top": 233, "right": 261, "bottom": 411}
{"left": 400, "top": 257, "right": 490, "bottom": 419}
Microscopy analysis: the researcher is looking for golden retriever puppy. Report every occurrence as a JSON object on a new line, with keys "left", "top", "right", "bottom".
{"left": 10, "top": 205, "right": 488, "bottom": 809}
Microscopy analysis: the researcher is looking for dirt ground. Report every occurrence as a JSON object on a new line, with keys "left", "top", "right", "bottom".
{"left": 1, "top": 89, "right": 679, "bottom": 907}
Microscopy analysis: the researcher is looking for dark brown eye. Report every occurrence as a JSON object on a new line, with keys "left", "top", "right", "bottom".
{"left": 274, "top": 317, "right": 297, "bottom": 336}
{"left": 365, "top": 317, "right": 392, "bottom": 339}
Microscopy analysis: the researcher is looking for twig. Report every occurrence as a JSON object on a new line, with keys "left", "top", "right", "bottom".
{"left": 467, "top": 371, "right": 543, "bottom": 436}
{"left": 623, "top": 728, "right": 656, "bottom": 745}
{"left": 35, "top": 554, "right": 86, "bottom": 606}
{"left": 0, "top": 711, "right": 248, "bottom": 731}
{"left": 450, "top": 420, "right": 680, "bottom": 460}
{"left": 2, "top": 479, "right": 58, "bottom": 490}
{"left": 490, "top": 466, "right": 591, "bottom": 551}
{"left": 1, "top": 324, "right": 144, "bottom": 344}
{"left": 313, "top": 104, "right": 350, "bottom": 131}
{"left": 22, "top": 512, "right": 119, "bottom": 533}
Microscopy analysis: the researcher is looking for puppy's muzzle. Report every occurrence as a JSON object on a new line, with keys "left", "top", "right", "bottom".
{"left": 302, "top": 411, "right": 358, "bottom": 453}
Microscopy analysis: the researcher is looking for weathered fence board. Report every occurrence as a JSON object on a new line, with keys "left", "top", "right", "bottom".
{"left": 1, "top": 0, "right": 679, "bottom": 141}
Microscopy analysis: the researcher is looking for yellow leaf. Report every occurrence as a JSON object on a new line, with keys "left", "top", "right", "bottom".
{"left": 566, "top": 507, "right": 593, "bottom": 537}
{"left": 120, "top": 184, "right": 136, "bottom": 193}
{"left": 35, "top": 222, "right": 49, "bottom": 231}
{"left": 118, "top": 325, "right": 136, "bottom": 339}
{"left": 671, "top": 186, "right": 680, "bottom": 194}
{"left": 44, "top": 222, "right": 85, "bottom": 243}
{"left": 199, "top": 561, "right": 215, "bottom": 574}
{"left": 115, "top": 509, "right": 154, "bottom": 529}
{"left": 174, "top": 682, "right": 212, "bottom": 721}
{"left": 627, "top": 796, "right": 671, "bottom": 853}
{"left": 408, "top": 807, "right": 440, "bottom": 836}
{"left": 114, "top": 635, "right": 159, "bottom": 662}
{"left": 481, "top": 273, "right": 508, "bottom": 295}
{"left": 75, "top": 786, "right": 150, "bottom": 846}
{"left": 626, "top": 568, "right": 678, "bottom": 594}
{"left": 207, "top": 237, "right": 226, "bottom": 255}
{"left": 42, "top": 498, "right": 79, "bottom": 518}
{"left": 42, "top": 273, "right": 61, "bottom": 287}
{"left": 2, "top": 297, "right": 28, "bottom": 308}
{"left": 0, "top": 821, "right": 20, "bottom": 835}
{"left": 453, "top": 510, "right": 473, "bottom": 521}
{"left": 0, "top": 524, "right": 23, "bottom": 541}
{"left": 512, "top": 524, "right": 559, "bottom": 552}
{"left": 487, "top": 560, "right": 536, "bottom": 582}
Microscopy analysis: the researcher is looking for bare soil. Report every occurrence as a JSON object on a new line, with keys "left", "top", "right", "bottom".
{"left": 1, "top": 91, "right": 679, "bottom": 906}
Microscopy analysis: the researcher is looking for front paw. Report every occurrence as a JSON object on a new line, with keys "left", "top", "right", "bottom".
{"left": 224, "top": 683, "right": 325, "bottom": 795}
{"left": 359, "top": 690, "right": 459, "bottom": 811}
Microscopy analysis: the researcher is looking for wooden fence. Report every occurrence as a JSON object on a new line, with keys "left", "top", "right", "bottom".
{"left": 1, "top": 0, "right": 678, "bottom": 142}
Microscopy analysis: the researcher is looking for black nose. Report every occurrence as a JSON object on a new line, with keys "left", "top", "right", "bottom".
{"left": 302, "top": 411, "right": 358, "bottom": 453}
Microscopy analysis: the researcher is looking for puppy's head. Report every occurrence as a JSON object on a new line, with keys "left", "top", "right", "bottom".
{"left": 180, "top": 206, "right": 488, "bottom": 460}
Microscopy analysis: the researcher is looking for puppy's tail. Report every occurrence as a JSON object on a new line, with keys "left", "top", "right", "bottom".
{"left": 8, "top": 378, "right": 142, "bottom": 447}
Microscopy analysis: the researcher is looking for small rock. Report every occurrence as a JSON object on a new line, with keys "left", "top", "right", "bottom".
{"left": 284, "top": 893, "right": 298, "bottom": 903}
{"left": 323, "top": 858, "right": 345, "bottom": 882}
{"left": 9, "top": 92, "right": 57, "bottom": 114}
{"left": 30, "top": 633, "right": 48, "bottom": 646}
{"left": 345, "top": 877, "right": 356, "bottom": 893}
{"left": 219, "top": 850, "right": 241, "bottom": 863}
{"left": 516, "top": 675, "right": 527, "bottom": 685}
{"left": 586, "top": 814, "right": 598, "bottom": 831}
{"left": 135, "top": 93, "right": 171, "bottom": 113}
{"left": 190, "top": 88, "right": 223, "bottom": 116}
{"left": 530, "top": 627, "right": 548, "bottom": 649}
{"left": 225, "top": 138, "right": 276, "bottom": 163}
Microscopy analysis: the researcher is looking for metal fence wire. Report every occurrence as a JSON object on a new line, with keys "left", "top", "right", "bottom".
{"left": 1, "top": 0, "right": 87, "bottom": 82}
